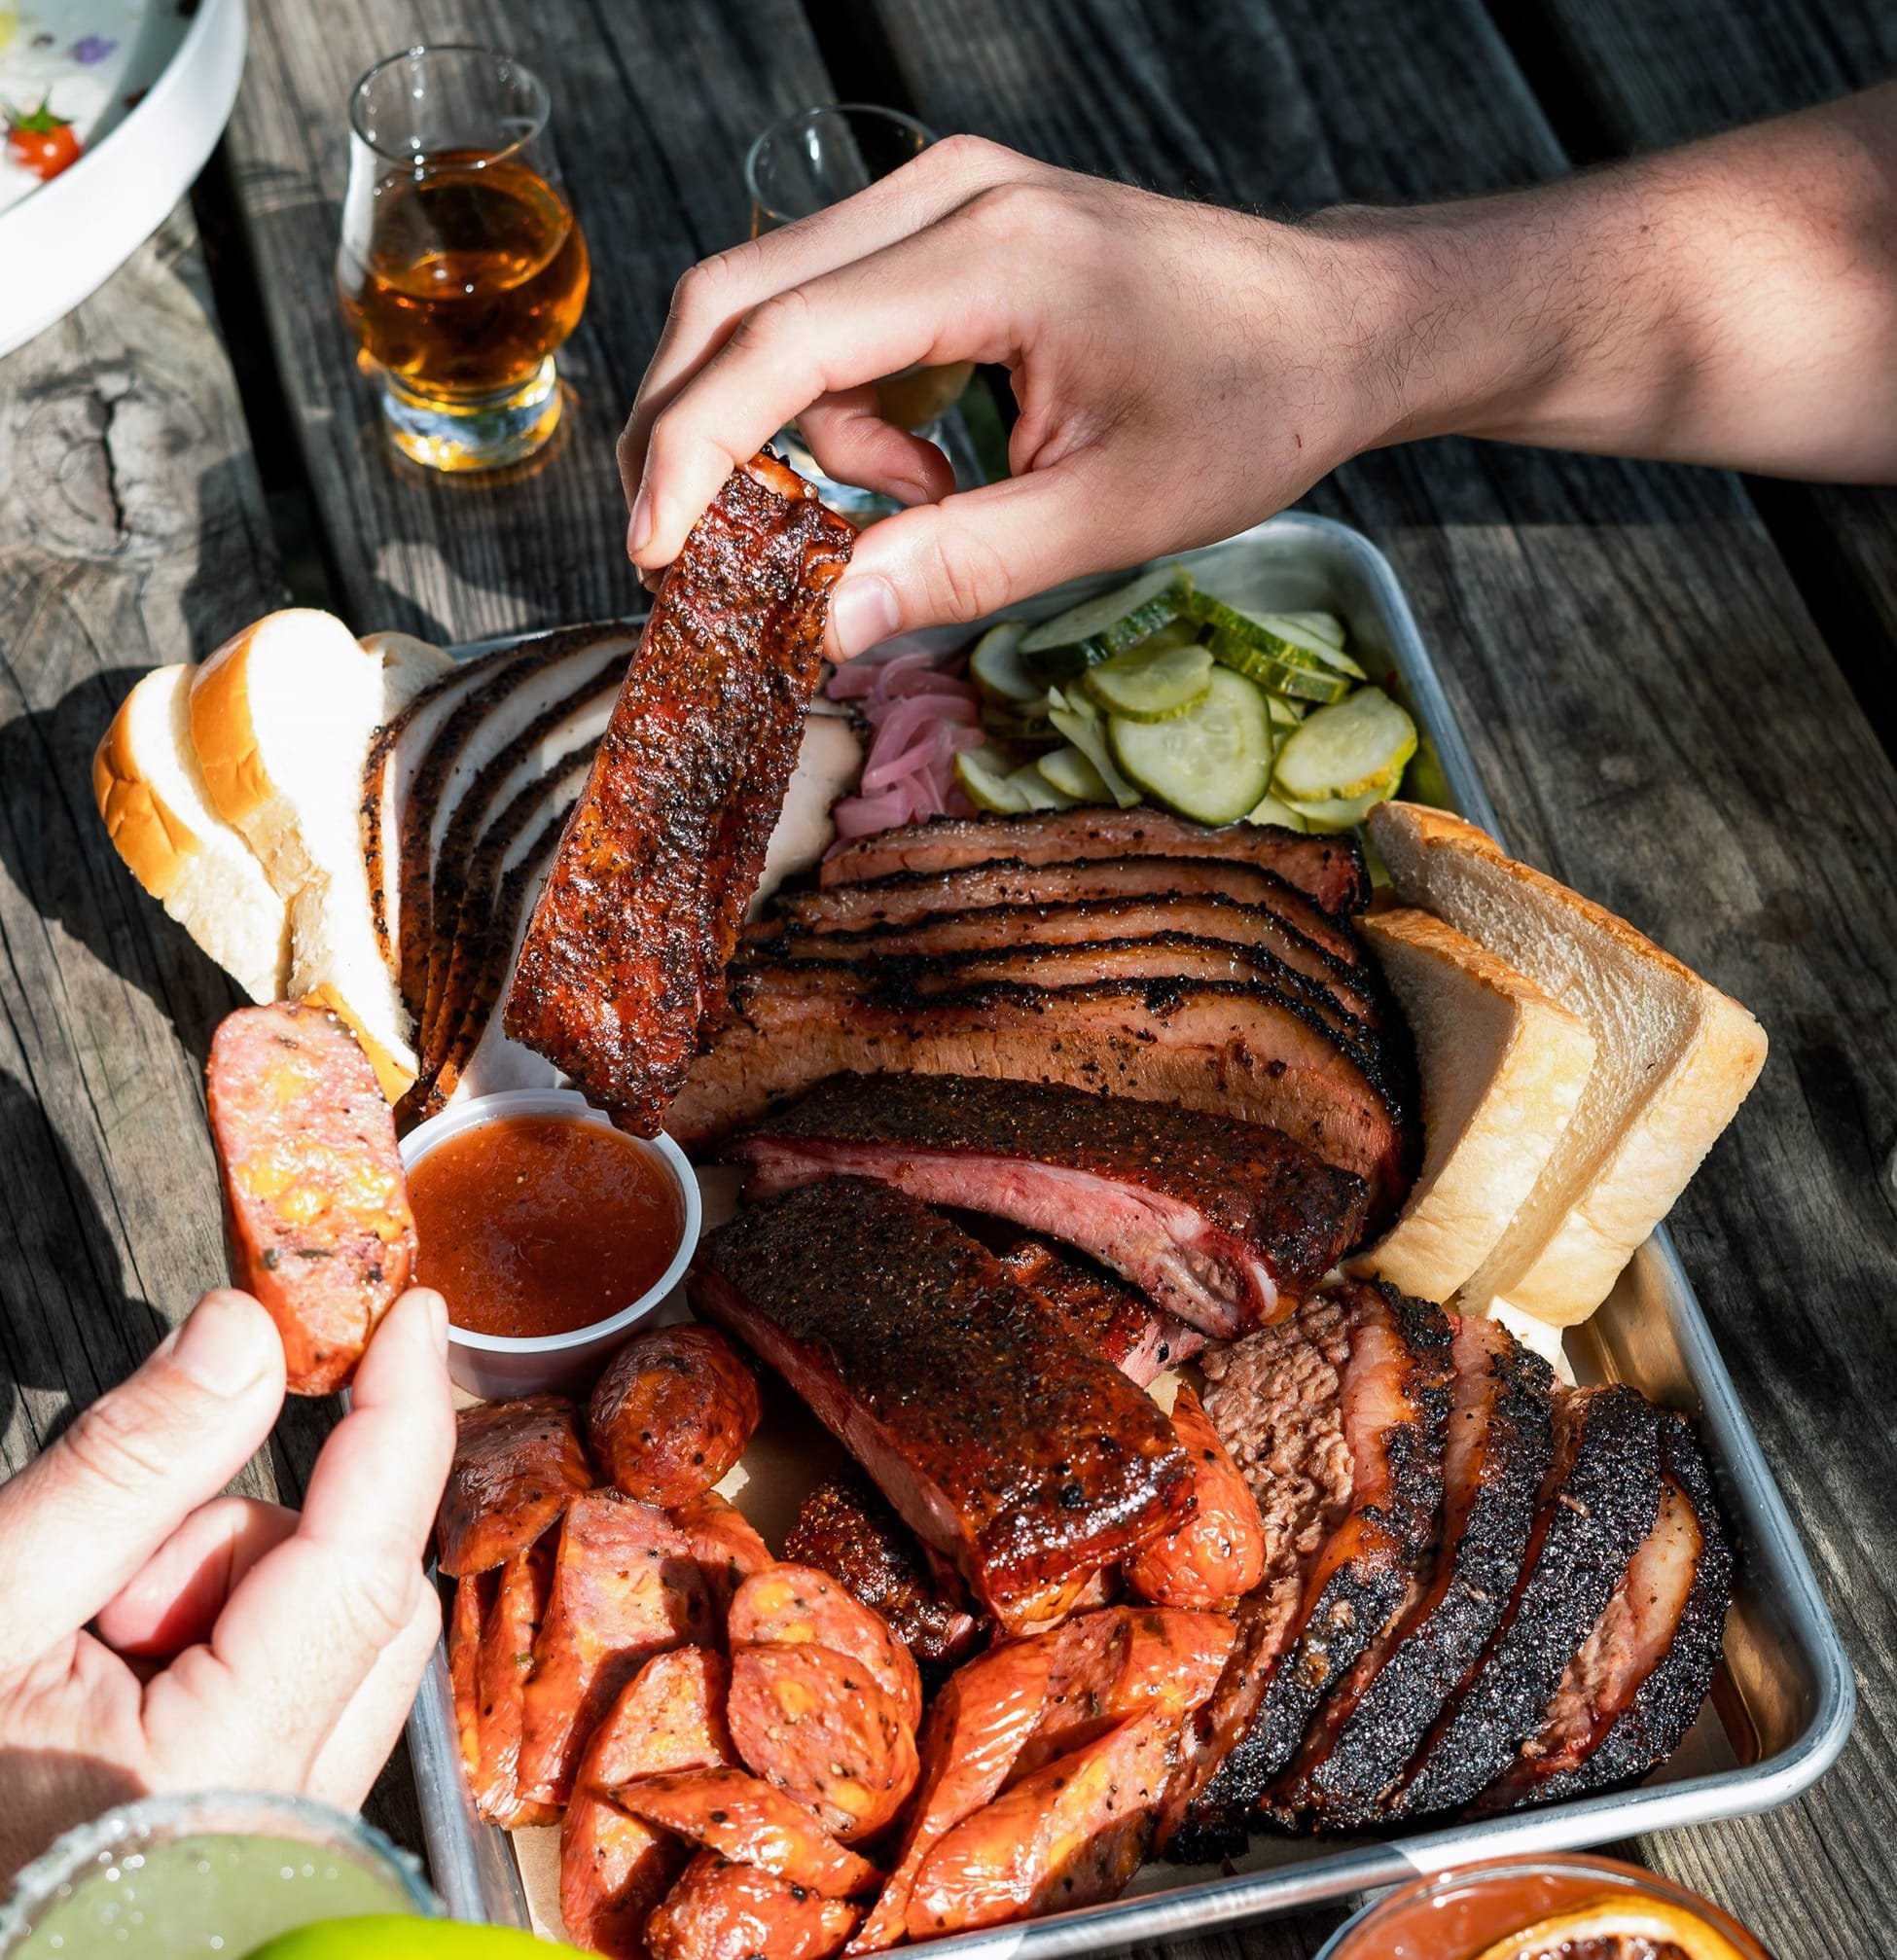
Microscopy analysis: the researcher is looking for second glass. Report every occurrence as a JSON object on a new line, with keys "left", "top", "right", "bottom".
{"left": 337, "top": 45, "right": 591, "bottom": 473}
{"left": 745, "top": 102, "right": 975, "bottom": 518}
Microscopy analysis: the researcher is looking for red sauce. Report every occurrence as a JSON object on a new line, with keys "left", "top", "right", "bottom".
{"left": 411, "top": 1115, "right": 683, "bottom": 1338}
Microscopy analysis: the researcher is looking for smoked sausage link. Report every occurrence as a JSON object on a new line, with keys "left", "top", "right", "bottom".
{"left": 588, "top": 1324, "right": 762, "bottom": 1506}
{"left": 206, "top": 1001, "right": 416, "bottom": 1394}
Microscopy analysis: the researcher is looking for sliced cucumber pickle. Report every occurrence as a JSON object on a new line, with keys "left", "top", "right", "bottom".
{"left": 969, "top": 621, "right": 1041, "bottom": 703}
{"left": 1046, "top": 692, "right": 1143, "bottom": 808}
{"left": 1019, "top": 566, "right": 1194, "bottom": 680}
{"left": 1209, "top": 628, "right": 1354, "bottom": 703}
{"left": 954, "top": 745, "right": 1032, "bottom": 813}
{"left": 1196, "top": 594, "right": 1366, "bottom": 680}
{"left": 1282, "top": 781, "right": 1399, "bottom": 832}
{"left": 1007, "top": 760, "right": 1077, "bottom": 809}
{"left": 1271, "top": 686, "right": 1418, "bottom": 802}
{"left": 1244, "top": 792, "right": 1310, "bottom": 832}
{"left": 1108, "top": 667, "right": 1274, "bottom": 825}
{"left": 1083, "top": 639, "right": 1215, "bottom": 721}
{"left": 1275, "top": 609, "right": 1348, "bottom": 651}
{"left": 1037, "top": 743, "right": 1113, "bottom": 802}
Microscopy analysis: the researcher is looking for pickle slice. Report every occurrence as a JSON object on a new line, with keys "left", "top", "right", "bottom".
{"left": 1083, "top": 639, "right": 1215, "bottom": 721}
{"left": 1108, "top": 668, "right": 1274, "bottom": 826}
{"left": 1271, "top": 686, "right": 1418, "bottom": 801}
{"left": 1019, "top": 565, "right": 1194, "bottom": 680}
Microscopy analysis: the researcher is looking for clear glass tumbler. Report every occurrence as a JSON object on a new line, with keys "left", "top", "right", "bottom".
{"left": 744, "top": 102, "right": 975, "bottom": 519}
{"left": 0, "top": 1790, "right": 440, "bottom": 1957}
{"left": 337, "top": 44, "right": 591, "bottom": 472}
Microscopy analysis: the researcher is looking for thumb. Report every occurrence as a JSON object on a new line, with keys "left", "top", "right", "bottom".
{"left": 826, "top": 459, "right": 1136, "bottom": 660}
{"left": 0, "top": 1289, "right": 285, "bottom": 1658}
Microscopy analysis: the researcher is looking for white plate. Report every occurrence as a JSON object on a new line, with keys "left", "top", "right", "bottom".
{"left": 0, "top": 0, "right": 244, "bottom": 356}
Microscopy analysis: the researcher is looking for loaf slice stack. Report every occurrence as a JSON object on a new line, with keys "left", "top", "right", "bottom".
{"left": 1368, "top": 802, "right": 1767, "bottom": 1326}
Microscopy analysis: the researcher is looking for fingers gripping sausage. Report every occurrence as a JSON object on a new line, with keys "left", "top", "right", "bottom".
{"left": 206, "top": 1001, "right": 415, "bottom": 1394}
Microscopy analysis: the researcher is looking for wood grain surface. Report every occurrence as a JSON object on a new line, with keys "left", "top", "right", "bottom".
{"left": 858, "top": 3, "right": 1897, "bottom": 1954}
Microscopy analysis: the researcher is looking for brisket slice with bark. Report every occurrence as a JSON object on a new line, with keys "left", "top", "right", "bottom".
{"left": 746, "top": 891, "right": 1383, "bottom": 1030}
{"left": 1264, "top": 1315, "right": 1557, "bottom": 1829}
{"left": 1475, "top": 1411, "right": 1733, "bottom": 1812}
{"left": 728, "top": 1072, "right": 1369, "bottom": 1336}
{"left": 1389, "top": 1382, "right": 1664, "bottom": 1821}
{"left": 688, "top": 1178, "right": 1193, "bottom": 1635}
{"left": 817, "top": 807, "right": 1370, "bottom": 914}
{"left": 768, "top": 854, "right": 1366, "bottom": 967}
{"left": 1159, "top": 1284, "right": 1451, "bottom": 1861}
{"left": 982, "top": 1228, "right": 1205, "bottom": 1384}
{"left": 670, "top": 966, "right": 1415, "bottom": 1221}
{"left": 503, "top": 452, "right": 852, "bottom": 1135}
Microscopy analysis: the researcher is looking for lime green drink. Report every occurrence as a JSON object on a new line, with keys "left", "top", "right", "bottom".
{"left": 0, "top": 1795, "right": 437, "bottom": 1958}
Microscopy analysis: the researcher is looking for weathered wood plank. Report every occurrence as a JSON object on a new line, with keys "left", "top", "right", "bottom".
{"left": 862, "top": 3, "right": 1897, "bottom": 1953}
{"left": 223, "top": 0, "right": 836, "bottom": 641}
{"left": 0, "top": 203, "right": 421, "bottom": 1849}
{"left": 1520, "top": 0, "right": 1897, "bottom": 733}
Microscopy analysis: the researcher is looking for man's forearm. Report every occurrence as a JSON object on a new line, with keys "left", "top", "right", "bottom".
{"left": 1322, "top": 82, "right": 1897, "bottom": 481}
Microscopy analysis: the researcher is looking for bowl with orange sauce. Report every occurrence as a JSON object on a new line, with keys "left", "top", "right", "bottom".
{"left": 399, "top": 1088, "right": 700, "bottom": 1398}
{"left": 1315, "top": 1853, "right": 1771, "bottom": 1960}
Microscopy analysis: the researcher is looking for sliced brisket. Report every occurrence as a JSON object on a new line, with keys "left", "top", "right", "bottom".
{"left": 504, "top": 453, "right": 851, "bottom": 1135}
{"left": 817, "top": 808, "right": 1369, "bottom": 914}
{"left": 1389, "top": 1382, "right": 1664, "bottom": 1821}
{"left": 728, "top": 1072, "right": 1368, "bottom": 1336}
{"left": 688, "top": 1178, "right": 1193, "bottom": 1635}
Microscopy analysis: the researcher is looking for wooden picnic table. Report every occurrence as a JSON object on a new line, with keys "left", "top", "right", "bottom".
{"left": 2, "top": 1, "right": 1892, "bottom": 1952}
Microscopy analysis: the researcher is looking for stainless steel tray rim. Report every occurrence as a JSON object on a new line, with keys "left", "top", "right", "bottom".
{"left": 406, "top": 510, "right": 1855, "bottom": 1945}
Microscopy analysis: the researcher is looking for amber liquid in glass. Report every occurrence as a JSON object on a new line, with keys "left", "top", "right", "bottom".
{"left": 339, "top": 150, "right": 590, "bottom": 395}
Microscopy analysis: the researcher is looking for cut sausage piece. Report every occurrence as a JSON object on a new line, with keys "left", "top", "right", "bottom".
{"left": 728, "top": 1641, "right": 920, "bottom": 1842}
{"left": 447, "top": 1571, "right": 487, "bottom": 1793}
{"left": 560, "top": 1646, "right": 734, "bottom": 1960}
{"left": 907, "top": 1712, "right": 1177, "bottom": 1938}
{"left": 1268, "top": 1314, "right": 1556, "bottom": 1829}
{"left": 437, "top": 1394, "right": 592, "bottom": 1579}
{"left": 1017, "top": 1606, "right": 1234, "bottom": 1779}
{"left": 784, "top": 1472, "right": 985, "bottom": 1670}
{"left": 816, "top": 808, "right": 1370, "bottom": 914}
{"left": 1125, "top": 1385, "right": 1268, "bottom": 1610}
{"left": 519, "top": 1494, "right": 717, "bottom": 1807}
{"left": 646, "top": 1851, "right": 860, "bottom": 1960}
{"left": 850, "top": 1637, "right": 1056, "bottom": 1952}
{"left": 1164, "top": 1285, "right": 1452, "bottom": 1859}
{"left": 1478, "top": 1412, "right": 1733, "bottom": 1812}
{"left": 615, "top": 1768, "right": 879, "bottom": 1899}
{"left": 206, "top": 1000, "right": 416, "bottom": 1395}
{"left": 779, "top": 853, "right": 1367, "bottom": 969}
{"left": 472, "top": 1547, "right": 557, "bottom": 1828}
{"left": 728, "top": 1564, "right": 923, "bottom": 1730}
{"left": 1391, "top": 1383, "right": 1664, "bottom": 1821}
{"left": 588, "top": 1325, "right": 763, "bottom": 1508}
{"left": 729, "top": 1072, "right": 1369, "bottom": 1338}
{"left": 671, "top": 1489, "right": 774, "bottom": 1620}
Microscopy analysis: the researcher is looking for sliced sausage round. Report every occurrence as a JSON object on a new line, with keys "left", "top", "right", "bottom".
{"left": 729, "top": 1563, "right": 922, "bottom": 1729}
{"left": 645, "top": 1850, "right": 860, "bottom": 1960}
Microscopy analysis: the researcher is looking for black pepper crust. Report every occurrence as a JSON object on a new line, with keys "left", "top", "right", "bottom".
{"left": 731, "top": 1071, "right": 1370, "bottom": 1304}
{"left": 1392, "top": 1381, "right": 1664, "bottom": 1820}
{"left": 1498, "top": 1411, "right": 1735, "bottom": 1810}
{"left": 1268, "top": 1318, "right": 1557, "bottom": 1830}
{"left": 688, "top": 1178, "right": 1193, "bottom": 1626}
{"left": 504, "top": 453, "right": 852, "bottom": 1137}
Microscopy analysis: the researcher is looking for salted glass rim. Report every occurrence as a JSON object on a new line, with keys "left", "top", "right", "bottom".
{"left": 348, "top": 42, "right": 552, "bottom": 173}
{"left": 0, "top": 1788, "right": 438, "bottom": 1943}
{"left": 744, "top": 99, "right": 939, "bottom": 226}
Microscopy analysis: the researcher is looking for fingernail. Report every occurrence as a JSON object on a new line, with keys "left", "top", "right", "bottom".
{"left": 888, "top": 478, "right": 934, "bottom": 510}
{"left": 169, "top": 1293, "right": 275, "bottom": 1397}
{"left": 626, "top": 484, "right": 654, "bottom": 557}
{"left": 830, "top": 574, "right": 899, "bottom": 659}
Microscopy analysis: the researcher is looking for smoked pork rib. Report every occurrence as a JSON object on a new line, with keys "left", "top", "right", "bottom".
{"left": 728, "top": 1072, "right": 1369, "bottom": 1336}
{"left": 504, "top": 452, "right": 852, "bottom": 1135}
{"left": 671, "top": 966, "right": 1415, "bottom": 1218}
{"left": 818, "top": 808, "right": 1370, "bottom": 914}
{"left": 984, "top": 1229, "right": 1204, "bottom": 1385}
{"left": 688, "top": 1178, "right": 1193, "bottom": 1634}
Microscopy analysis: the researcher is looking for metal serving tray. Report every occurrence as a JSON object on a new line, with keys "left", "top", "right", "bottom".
{"left": 406, "top": 513, "right": 1854, "bottom": 1951}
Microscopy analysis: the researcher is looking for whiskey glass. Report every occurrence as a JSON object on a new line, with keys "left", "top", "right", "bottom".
{"left": 337, "top": 45, "right": 590, "bottom": 472}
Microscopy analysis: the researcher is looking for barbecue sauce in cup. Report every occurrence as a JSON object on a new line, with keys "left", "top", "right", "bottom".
{"left": 409, "top": 1114, "right": 683, "bottom": 1338}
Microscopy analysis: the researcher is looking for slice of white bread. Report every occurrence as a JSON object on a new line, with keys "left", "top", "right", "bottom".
{"left": 92, "top": 665, "right": 291, "bottom": 1003}
{"left": 1369, "top": 802, "right": 1768, "bottom": 1326}
{"left": 1347, "top": 907, "right": 1596, "bottom": 1302}
{"left": 190, "top": 611, "right": 418, "bottom": 1099}
{"left": 359, "top": 630, "right": 458, "bottom": 723}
